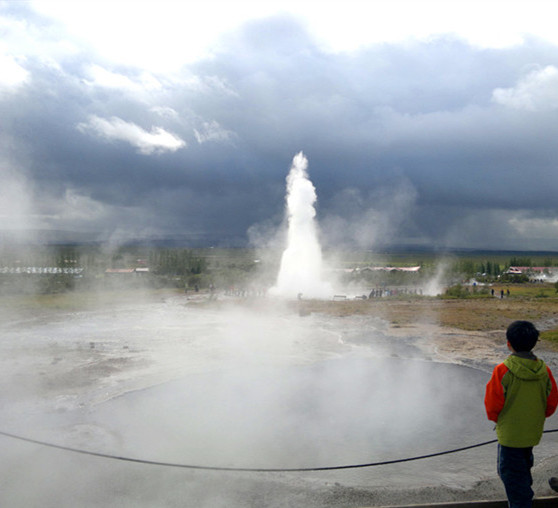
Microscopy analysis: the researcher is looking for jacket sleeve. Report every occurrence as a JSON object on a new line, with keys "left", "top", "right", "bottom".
{"left": 546, "top": 366, "right": 558, "bottom": 417}
{"left": 485, "top": 363, "right": 508, "bottom": 422}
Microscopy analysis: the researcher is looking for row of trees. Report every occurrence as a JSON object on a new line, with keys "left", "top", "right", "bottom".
{"left": 2, "top": 244, "right": 558, "bottom": 295}
{"left": 0, "top": 245, "right": 262, "bottom": 294}
{"left": 449, "top": 260, "right": 503, "bottom": 278}
{"left": 148, "top": 249, "right": 207, "bottom": 276}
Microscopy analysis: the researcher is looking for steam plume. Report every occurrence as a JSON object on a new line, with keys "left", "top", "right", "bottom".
{"left": 271, "top": 152, "right": 332, "bottom": 299}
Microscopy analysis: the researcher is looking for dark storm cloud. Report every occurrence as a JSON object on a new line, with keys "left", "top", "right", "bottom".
{"left": 2, "top": 6, "right": 558, "bottom": 249}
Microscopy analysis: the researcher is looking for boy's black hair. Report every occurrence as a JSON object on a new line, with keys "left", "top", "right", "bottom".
{"left": 506, "top": 320, "right": 539, "bottom": 352}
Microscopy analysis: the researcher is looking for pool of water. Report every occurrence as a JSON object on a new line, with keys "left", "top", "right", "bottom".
{"left": 88, "top": 357, "right": 490, "bottom": 475}
{"left": 2, "top": 298, "right": 552, "bottom": 507}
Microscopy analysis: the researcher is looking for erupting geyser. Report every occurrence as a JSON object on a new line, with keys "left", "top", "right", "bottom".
{"left": 271, "top": 152, "right": 333, "bottom": 299}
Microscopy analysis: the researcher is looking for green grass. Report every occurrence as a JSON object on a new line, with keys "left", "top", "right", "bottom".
{"left": 541, "top": 329, "right": 558, "bottom": 344}
{"left": 0, "top": 288, "right": 183, "bottom": 313}
{"left": 492, "top": 284, "right": 558, "bottom": 299}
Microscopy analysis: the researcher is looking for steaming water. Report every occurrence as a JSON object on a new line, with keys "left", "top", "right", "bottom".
{"left": 92, "top": 358, "right": 489, "bottom": 471}
{"left": 2, "top": 298, "right": 558, "bottom": 507}
{"left": 271, "top": 152, "right": 333, "bottom": 299}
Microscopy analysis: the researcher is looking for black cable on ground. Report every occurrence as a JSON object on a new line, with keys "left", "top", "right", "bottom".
{"left": 2, "top": 428, "right": 558, "bottom": 473}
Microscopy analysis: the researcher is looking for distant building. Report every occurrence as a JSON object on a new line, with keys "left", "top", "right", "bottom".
{"left": 505, "top": 266, "right": 558, "bottom": 281}
{"left": 104, "top": 268, "right": 150, "bottom": 276}
{"left": 0, "top": 267, "right": 84, "bottom": 275}
{"left": 355, "top": 266, "right": 421, "bottom": 273}
{"left": 105, "top": 268, "right": 135, "bottom": 275}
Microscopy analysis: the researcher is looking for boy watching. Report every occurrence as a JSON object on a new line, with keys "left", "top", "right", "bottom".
{"left": 485, "top": 320, "right": 558, "bottom": 507}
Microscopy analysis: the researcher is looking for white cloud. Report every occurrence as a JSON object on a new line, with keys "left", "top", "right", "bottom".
{"left": 27, "top": 0, "right": 558, "bottom": 73}
{"left": 30, "top": 190, "right": 108, "bottom": 227}
{"left": 59, "top": 188, "right": 108, "bottom": 221}
{"left": 29, "top": 1, "right": 282, "bottom": 71}
{"left": 0, "top": 50, "right": 29, "bottom": 90}
{"left": 439, "top": 209, "right": 558, "bottom": 250}
{"left": 39, "top": 188, "right": 154, "bottom": 236}
{"left": 492, "top": 65, "right": 558, "bottom": 111}
{"left": 194, "top": 120, "right": 235, "bottom": 144}
{"left": 0, "top": 8, "right": 80, "bottom": 72}
{"left": 84, "top": 64, "right": 162, "bottom": 92}
{"left": 151, "top": 106, "right": 180, "bottom": 120}
{"left": 76, "top": 115, "right": 186, "bottom": 154}
{"left": 509, "top": 215, "right": 558, "bottom": 236}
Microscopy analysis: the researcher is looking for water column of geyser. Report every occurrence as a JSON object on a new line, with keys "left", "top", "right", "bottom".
{"left": 271, "top": 152, "right": 333, "bottom": 299}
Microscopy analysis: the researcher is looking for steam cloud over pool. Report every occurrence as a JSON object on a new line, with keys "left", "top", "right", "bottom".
{"left": 0, "top": 297, "right": 538, "bottom": 507}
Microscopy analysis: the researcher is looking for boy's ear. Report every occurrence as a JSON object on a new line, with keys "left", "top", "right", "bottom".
{"left": 507, "top": 340, "right": 513, "bottom": 351}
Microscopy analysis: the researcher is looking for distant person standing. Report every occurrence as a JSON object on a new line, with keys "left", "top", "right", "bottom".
{"left": 485, "top": 321, "right": 558, "bottom": 507}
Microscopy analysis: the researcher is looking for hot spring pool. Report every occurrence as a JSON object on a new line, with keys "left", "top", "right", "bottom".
{"left": 2, "top": 299, "right": 556, "bottom": 507}
{"left": 88, "top": 357, "right": 490, "bottom": 474}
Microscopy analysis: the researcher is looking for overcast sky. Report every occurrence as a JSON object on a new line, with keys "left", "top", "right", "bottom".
{"left": 2, "top": 0, "right": 558, "bottom": 251}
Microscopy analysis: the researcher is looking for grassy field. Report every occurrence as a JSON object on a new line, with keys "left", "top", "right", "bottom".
{"left": 296, "top": 295, "right": 557, "bottom": 330}
{"left": 0, "top": 288, "right": 178, "bottom": 314}
{"left": 294, "top": 283, "right": 558, "bottom": 346}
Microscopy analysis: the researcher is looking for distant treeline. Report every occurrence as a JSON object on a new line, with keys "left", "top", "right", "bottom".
{"left": 1, "top": 244, "right": 558, "bottom": 295}
{"left": 0, "top": 245, "right": 262, "bottom": 294}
